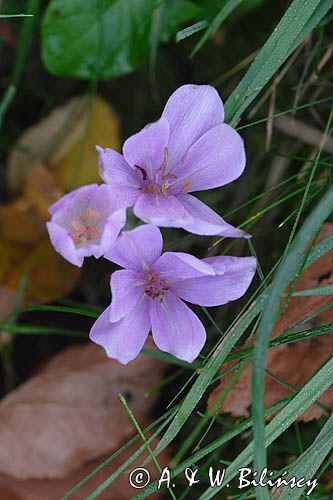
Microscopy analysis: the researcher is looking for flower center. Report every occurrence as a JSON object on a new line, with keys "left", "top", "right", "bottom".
{"left": 135, "top": 147, "right": 191, "bottom": 195}
{"left": 70, "top": 207, "right": 101, "bottom": 246}
{"left": 144, "top": 272, "right": 169, "bottom": 302}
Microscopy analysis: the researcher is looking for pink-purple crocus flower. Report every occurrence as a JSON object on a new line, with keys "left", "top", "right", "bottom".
{"left": 89, "top": 225, "right": 256, "bottom": 364}
{"left": 97, "top": 84, "right": 247, "bottom": 238}
{"left": 47, "top": 184, "right": 126, "bottom": 267}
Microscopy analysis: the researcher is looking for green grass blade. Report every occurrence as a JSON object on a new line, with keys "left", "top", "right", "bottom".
{"left": 176, "top": 20, "right": 208, "bottom": 42}
{"left": 277, "top": 414, "right": 333, "bottom": 500}
{"left": 191, "top": 0, "right": 243, "bottom": 57}
{"left": 0, "top": 0, "right": 40, "bottom": 130}
{"left": 293, "top": 284, "right": 333, "bottom": 296}
{"left": 224, "top": 0, "right": 333, "bottom": 125}
{"left": 251, "top": 186, "right": 333, "bottom": 497}
{"left": 132, "top": 397, "right": 295, "bottom": 499}
{"left": 199, "top": 356, "right": 333, "bottom": 499}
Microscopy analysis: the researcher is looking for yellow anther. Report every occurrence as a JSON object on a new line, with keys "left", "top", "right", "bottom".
{"left": 182, "top": 179, "right": 191, "bottom": 193}
{"left": 159, "top": 147, "right": 168, "bottom": 171}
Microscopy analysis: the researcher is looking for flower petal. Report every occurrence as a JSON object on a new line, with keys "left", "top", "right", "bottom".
{"left": 49, "top": 184, "right": 98, "bottom": 215}
{"left": 96, "top": 146, "right": 140, "bottom": 206}
{"left": 105, "top": 224, "right": 163, "bottom": 271}
{"left": 154, "top": 252, "right": 215, "bottom": 280}
{"left": 123, "top": 117, "right": 170, "bottom": 179}
{"left": 171, "top": 256, "right": 256, "bottom": 306}
{"left": 162, "top": 84, "right": 225, "bottom": 166}
{"left": 109, "top": 269, "right": 144, "bottom": 323}
{"left": 47, "top": 221, "right": 84, "bottom": 267}
{"left": 176, "top": 194, "right": 250, "bottom": 238}
{"left": 149, "top": 292, "right": 206, "bottom": 363}
{"left": 133, "top": 193, "right": 191, "bottom": 228}
{"left": 48, "top": 184, "right": 127, "bottom": 266}
{"left": 89, "top": 300, "right": 150, "bottom": 365}
{"left": 173, "top": 124, "right": 245, "bottom": 192}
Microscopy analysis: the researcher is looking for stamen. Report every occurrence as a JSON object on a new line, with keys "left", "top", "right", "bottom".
{"left": 70, "top": 207, "right": 101, "bottom": 246}
{"left": 162, "top": 173, "right": 177, "bottom": 180}
{"left": 135, "top": 165, "right": 148, "bottom": 180}
{"left": 144, "top": 272, "right": 169, "bottom": 302}
{"left": 159, "top": 147, "right": 168, "bottom": 171}
{"left": 143, "top": 181, "right": 155, "bottom": 194}
{"left": 86, "top": 207, "right": 101, "bottom": 218}
{"left": 158, "top": 180, "right": 170, "bottom": 195}
{"left": 182, "top": 178, "right": 191, "bottom": 193}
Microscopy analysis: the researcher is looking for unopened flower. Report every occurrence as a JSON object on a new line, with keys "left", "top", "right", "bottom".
{"left": 47, "top": 184, "right": 126, "bottom": 267}
{"left": 90, "top": 225, "right": 256, "bottom": 364}
{"left": 97, "top": 84, "right": 247, "bottom": 237}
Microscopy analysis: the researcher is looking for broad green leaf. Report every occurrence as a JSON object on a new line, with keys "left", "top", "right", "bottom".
{"left": 224, "top": 0, "right": 333, "bottom": 125}
{"left": 41, "top": 0, "right": 155, "bottom": 79}
{"left": 277, "top": 414, "right": 333, "bottom": 500}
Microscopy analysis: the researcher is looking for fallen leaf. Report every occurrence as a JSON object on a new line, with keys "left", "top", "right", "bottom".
{"left": 0, "top": 167, "right": 80, "bottom": 306}
{"left": 0, "top": 164, "right": 60, "bottom": 245}
{"left": 7, "top": 96, "right": 120, "bottom": 193}
{"left": 0, "top": 341, "right": 166, "bottom": 480}
{"left": 0, "top": 442, "right": 170, "bottom": 499}
{"left": 208, "top": 223, "right": 333, "bottom": 422}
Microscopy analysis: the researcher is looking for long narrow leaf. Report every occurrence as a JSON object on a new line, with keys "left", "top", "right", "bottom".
{"left": 277, "top": 414, "right": 333, "bottom": 499}
{"left": 199, "top": 356, "right": 333, "bottom": 499}
{"left": 224, "top": 0, "right": 333, "bottom": 125}
{"left": 251, "top": 186, "right": 333, "bottom": 498}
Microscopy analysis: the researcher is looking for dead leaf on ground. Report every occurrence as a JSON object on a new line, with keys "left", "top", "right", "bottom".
{"left": 0, "top": 164, "right": 79, "bottom": 312}
{"left": 0, "top": 340, "right": 167, "bottom": 486}
{"left": 7, "top": 95, "right": 120, "bottom": 193}
{"left": 208, "top": 223, "right": 333, "bottom": 422}
{"left": 0, "top": 443, "right": 170, "bottom": 500}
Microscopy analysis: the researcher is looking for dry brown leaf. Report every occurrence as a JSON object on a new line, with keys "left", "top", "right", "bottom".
{"left": 0, "top": 341, "right": 166, "bottom": 480}
{"left": 208, "top": 223, "right": 333, "bottom": 422}
{"left": 7, "top": 96, "right": 120, "bottom": 193}
{"left": 0, "top": 443, "right": 170, "bottom": 500}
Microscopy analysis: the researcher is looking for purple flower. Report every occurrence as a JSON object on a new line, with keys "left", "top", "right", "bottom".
{"left": 47, "top": 184, "right": 126, "bottom": 267}
{"left": 97, "top": 84, "right": 248, "bottom": 237}
{"left": 89, "top": 225, "right": 256, "bottom": 364}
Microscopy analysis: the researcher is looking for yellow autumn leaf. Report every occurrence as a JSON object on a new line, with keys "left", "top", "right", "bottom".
{"left": 7, "top": 95, "right": 120, "bottom": 193}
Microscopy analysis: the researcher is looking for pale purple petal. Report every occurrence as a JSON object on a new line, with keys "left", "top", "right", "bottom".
{"left": 48, "top": 184, "right": 126, "bottom": 266}
{"left": 154, "top": 252, "right": 216, "bottom": 280}
{"left": 149, "top": 292, "right": 206, "bottom": 363}
{"left": 96, "top": 146, "right": 140, "bottom": 206}
{"left": 89, "top": 300, "right": 150, "bottom": 365}
{"left": 99, "top": 207, "right": 126, "bottom": 256}
{"left": 171, "top": 256, "right": 256, "bottom": 306}
{"left": 162, "top": 84, "right": 225, "bottom": 166}
{"left": 105, "top": 224, "right": 163, "bottom": 271}
{"left": 109, "top": 269, "right": 144, "bottom": 323}
{"left": 176, "top": 194, "right": 250, "bottom": 238}
{"left": 47, "top": 221, "right": 84, "bottom": 267}
{"left": 133, "top": 193, "right": 191, "bottom": 228}
{"left": 123, "top": 117, "right": 170, "bottom": 178}
{"left": 48, "top": 184, "right": 97, "bottom": 215}
{"left": 173, "top": 124, "right": 245, "bottom": 192}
